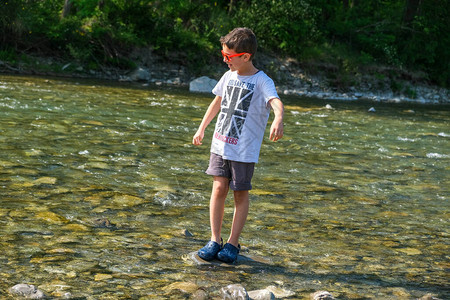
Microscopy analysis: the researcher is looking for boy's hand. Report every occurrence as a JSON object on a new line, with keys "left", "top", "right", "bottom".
{"left": 192, "top": 131, "right": 204, "bottom": 145}
{"left": 268, "top": 98, "right": 284, "bottom": 142}
{"left": 269, "top": 119, "right": 284, "bottom": 142}
{"left": 192, "top": 95, "right": 222, "bottom": 146}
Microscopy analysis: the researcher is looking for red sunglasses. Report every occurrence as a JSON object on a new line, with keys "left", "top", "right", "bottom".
{"left": 221, "top": 50, "right": 249, "bottom": 62}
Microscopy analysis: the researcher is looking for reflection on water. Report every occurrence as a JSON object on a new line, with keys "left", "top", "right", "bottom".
{"left": 0, "top": 75, "right": 448, "bottom": 299}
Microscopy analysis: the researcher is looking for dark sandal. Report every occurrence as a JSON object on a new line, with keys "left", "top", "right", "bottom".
{"left": 217, "top": 243, "right": 240, "bottom": 263}
{"left": 197, "top": 238, "right": 223, "bottom": 261}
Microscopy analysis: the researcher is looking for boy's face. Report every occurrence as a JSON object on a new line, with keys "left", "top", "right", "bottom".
{"left": 221, "top": 45, "right": 251, "bottom": 72}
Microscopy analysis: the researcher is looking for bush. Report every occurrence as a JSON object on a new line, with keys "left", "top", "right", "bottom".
{"left": 234, "top": 0, "right": 322, "bottom": 57}
{"left": 0, "top": 0, "right": 448, "bottom": 85}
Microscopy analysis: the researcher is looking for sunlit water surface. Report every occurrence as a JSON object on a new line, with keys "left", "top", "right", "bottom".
{"left": 0, "top": 75, "right": 448, "bottom": 299}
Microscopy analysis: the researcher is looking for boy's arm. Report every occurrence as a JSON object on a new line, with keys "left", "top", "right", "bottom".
{"left": 192, "top": 95, "right": 222, "bottom": 145}
{"left": 268, "top": 97, "right": 284, "bottom": 142}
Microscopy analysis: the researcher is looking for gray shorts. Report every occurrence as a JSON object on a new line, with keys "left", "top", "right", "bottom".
{"left": 206, "top": 153, "right": 255, "bottom": 191}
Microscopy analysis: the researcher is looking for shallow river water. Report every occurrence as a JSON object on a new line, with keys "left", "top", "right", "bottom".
{"left": 0, "top": 75, "right": 448, "bottom": 299}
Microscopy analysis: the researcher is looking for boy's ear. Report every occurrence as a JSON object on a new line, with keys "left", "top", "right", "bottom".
{"left": 244, "top": 53, "right": 252, "bottom": 61}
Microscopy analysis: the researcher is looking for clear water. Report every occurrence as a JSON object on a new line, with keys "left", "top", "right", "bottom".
{"left": 0, "top": 75, "right": 448, "bottom": 299}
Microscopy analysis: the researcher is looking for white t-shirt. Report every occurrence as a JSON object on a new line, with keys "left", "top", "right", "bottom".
{"left": 211, "top": 70, "right": 279, "bottom": 163}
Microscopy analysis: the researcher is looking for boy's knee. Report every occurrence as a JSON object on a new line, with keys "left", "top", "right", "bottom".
{"left": 233, "top": 190, "right": 249, "bottom": 202}
{"left": 213, "top": 177, "right": 230, "bottom": 194}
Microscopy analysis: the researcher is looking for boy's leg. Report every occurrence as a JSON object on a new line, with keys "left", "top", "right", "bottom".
{"left": 227, "top": 190, "right": 249, "bottom": 247}
{"left": 209, "top": 176, "right": 229, "bottom": 243}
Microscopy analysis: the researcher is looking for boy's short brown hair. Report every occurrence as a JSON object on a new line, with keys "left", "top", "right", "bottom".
{"left": 220, "top": 28, "right": 257, "bottom": 60}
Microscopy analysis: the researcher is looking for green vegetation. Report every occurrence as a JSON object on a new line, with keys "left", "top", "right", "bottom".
{"left": 1, "top": 0, "right": 449, "bottom": 87}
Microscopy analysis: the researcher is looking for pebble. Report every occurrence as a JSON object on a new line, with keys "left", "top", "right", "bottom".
{"left": 9, "top": 284, "right": 46, "bottom": 299}
{"left": 310, "top": 291, "right": 336, "bottom": 300}
{"left": 418, "top": 294, "right": 443, "bottom": 300}
{"left": 191, "top": 288, "right": 208, "bottom": 300}
{"left": 248, "top": 289, "right": 276, "bottom": 300}
{"left": 180, "top": 228, "right": 194, "bottom": 237}
{"left": 265, "top": 285, "right": 295, "bottom": 298}
{"left": 163, "top": 281, "right": 199, "bottom": 294}
{"left": 220, "top": 284, "right": 249, "bottom": 299}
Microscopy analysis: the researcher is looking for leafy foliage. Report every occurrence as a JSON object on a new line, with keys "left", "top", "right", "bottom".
{"left": 0, "top": 0, "right": 448, "bottom": 86}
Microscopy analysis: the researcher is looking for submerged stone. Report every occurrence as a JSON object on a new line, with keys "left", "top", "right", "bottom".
{"left": 94, "top": 273, "right": 113, "bottom": 281}
{"left": 180, "top": 229, "right": 194, "bottom": 237}
{"left": 91, "top": 218, "right": 115, "bottom": 228}
{"left": 163, "top": 281, "right": 199, "bottom": 294}
{"left": 62, "top": 223, "right": 90, "bottom": 232}
{"left": 186, "top": 251, "right": 272, "bottom": 268}
{"left": 111, "top": 194, "right": 146, "bottom": 207}
{"left": 266, "top": 285, "right": 295, "bottom": 298}
{"left": 397, "top": 247, "right": 422, "bottom": 255}
{"left": 36, "top": 211, "right": 68, "bottom": 224}
{"left": 33, "top": 177, "right": 57, "bottom": 185}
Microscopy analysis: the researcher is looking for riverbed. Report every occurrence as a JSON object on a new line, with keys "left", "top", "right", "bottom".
{"left": 0, "top": 75, "right": 448, "bottom": 299}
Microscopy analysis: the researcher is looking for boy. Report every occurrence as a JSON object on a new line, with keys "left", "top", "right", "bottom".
{"left": 192, "top": 27, "right": 284, "bottom": 263}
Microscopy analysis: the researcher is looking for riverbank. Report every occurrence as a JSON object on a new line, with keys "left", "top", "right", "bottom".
{"left": 1, "top": 51, "right": 449, "bottom": 104}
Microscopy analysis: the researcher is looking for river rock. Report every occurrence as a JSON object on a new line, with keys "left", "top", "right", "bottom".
{"left": 180, "top": 228, "right": 194, "bottom": 237}
{"left": 220, "top": 284, "right": 249, "bottom": 299}
{"left": 163, "top": 281, "right": 199, "bottom": 294}
{"left": 310, "top": 291, "right": 336, "bottom": 300}
{"left": 129, "top": 67, "right": 150, "bottom": 81}
{"left": 111, "top": 194, "right": 145, "bottom": 207}
{"left": 189, "top": 76, "right": 217, "bottom": 93}
{"left": 266, "top": 285, "right": 295, "bottom": 298}
{"left": 248, "top": 289, "right": 275, "bottom": 300}
{"left": 418, "top": 293, "right": 443, "bottom": 300}
{"left": 90, "top": 218, "right": 115, "bottom": 228}
{"left": 191, "top": 288, "right": 208, "bottom": 300}
{"left": 186, "top": 251, "right": 272, "bottom": 268}
{"left": 9, "top": 284, "right": 46, "bottom": 299}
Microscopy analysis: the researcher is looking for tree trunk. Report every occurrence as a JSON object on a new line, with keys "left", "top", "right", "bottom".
{"left": 228, "top": 0, "right": 234, "bottom": 14}
{"left": 352, "top": 0, "right": 360, "bottom": 7}
{"left": 403, "top": 0, "right": 422, "bottom": 25}
{"left": 343, "top": 0, "right": 349, "bottom": 10}
{"left": 61, "top": 0, "right": 73, "bottom": 18}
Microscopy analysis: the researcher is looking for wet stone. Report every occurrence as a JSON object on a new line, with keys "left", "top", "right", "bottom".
{"left": 35, "top": 211, "right": 68, "bottom": 224}
{"left": 191, "top": 289, "right": 208, "bottom": 300}
{"left": 248, "top": 289, "right": 276, "bottom": 300}
{"left": 186, "top": 251, "right": 273, "bottom": 268}
{"left": 91, "top": 218, "right": 116, "bottom": 228}
{"left": 33, "top": 177, "right": 57, "bottom": 185}
{"left": 94, "top": 273, "right": 113, "bottom": 281}
{"left": 162, "top": 281, "right": 199, "bottom": 294}
{"left": 310, "top": 291, "right": 336, "bottom": 300}
{"left": 265, "top": 285, "right": 295, "bottom": 298}
{"left": 418, "top": 294, "right": 443, "bottom": 300}
{"left": 111, "top": 194, "right": 146, "bottom": 207}
{"left": 397, "top": 247, "right": 422, "bottom": 255}
{"left": 220, "top": 284, "right": 249, "bottom": 300}
{"left": 180, "top": 228, "right": 194, "bottom": 237}
{"left": 9, "top": 284, "right": 46, "bottom": 299}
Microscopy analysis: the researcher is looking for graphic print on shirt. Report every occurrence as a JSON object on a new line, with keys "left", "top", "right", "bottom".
{"left": 216, "top": 81, "right": 254, "bottom": 144}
